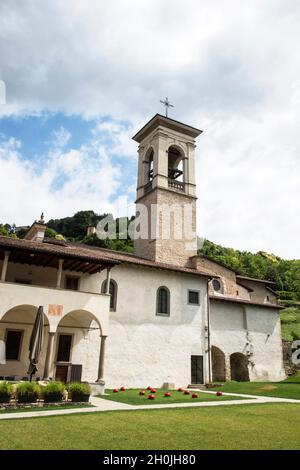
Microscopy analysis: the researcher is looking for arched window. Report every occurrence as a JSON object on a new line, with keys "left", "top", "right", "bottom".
{"left": 101, "top": 279, "right": 118, "bottom": 311}
{"left": 156, "top": 286, "right": 170, "bottom": 316}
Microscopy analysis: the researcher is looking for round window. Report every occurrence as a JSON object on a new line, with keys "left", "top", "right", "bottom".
{"left": 212, "top": 278, "right": 221, "bottom": 292}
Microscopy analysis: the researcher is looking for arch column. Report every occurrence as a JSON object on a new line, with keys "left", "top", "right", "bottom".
{"left": 0, "top": 329, "right": 5, "bottom": 365}
{"left": 97, "top": 335, "right": 107, "bottom": 382}
{"left": 56, "top": 259, "right": 64, "bottom": 288}
{"left": 43, "top": 332, "right": 56, "bottom": 379}
{"left": 1, "top": 251, "right": 10, "bottom": 282}
{"left": 225, "top": 353, "right": 231, "bottom": 381}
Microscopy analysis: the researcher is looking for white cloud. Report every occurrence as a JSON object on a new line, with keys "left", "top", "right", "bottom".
{"left": 51, "top": 126, "right": 71, "bottom": 148}
{"left": 0, "top": 0, "right": 299, "bottom": 257}
{"left": 0, "top": 131, "right": 130, "bottom": 226}
{"left": 93, "top": 121, "right": 136, "bottom": 158}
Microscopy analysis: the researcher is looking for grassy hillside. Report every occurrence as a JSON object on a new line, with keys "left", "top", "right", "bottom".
{"left": 280, "top": 307, "right": 300, "bottom": 341}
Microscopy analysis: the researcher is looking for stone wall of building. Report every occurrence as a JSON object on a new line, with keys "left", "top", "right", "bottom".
{"left": 210, "top": 300, "right": 285, "bottom": 382}
{"left": 282, "top": 340, "right": 300, "bottom": 376}
{"left": 134, "top": 188, "right": 197, "bottom": 266}
{"left": 238, "top": 278, "right": 277, "bottom": 304}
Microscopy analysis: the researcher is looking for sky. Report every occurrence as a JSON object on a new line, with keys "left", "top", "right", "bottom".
{"left": 0, "top": 0, "right": 299, "bottom": 259}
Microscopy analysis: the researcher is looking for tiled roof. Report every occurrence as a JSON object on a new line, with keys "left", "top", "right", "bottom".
{"left": 0, "top": 236, "right": 211, "bottom": 278}
{"left": 209, "top": 295, "right": 282, "bottom": 309}
{"left": 236, "top": 275, "right": 275, "bottom": 285}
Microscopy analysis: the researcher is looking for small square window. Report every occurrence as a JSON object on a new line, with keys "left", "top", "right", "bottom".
{"left": 65, "top": 276, "right": 79, "bottom": 291}
{"left": 188, "top": 290, "right": 200, "bottom": 305}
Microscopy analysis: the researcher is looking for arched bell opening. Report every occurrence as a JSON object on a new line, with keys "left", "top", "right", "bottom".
{"left": 144, "top": 147, "right": 154, "bottom": 184}
{"left": 167, "top": 146, "right": 185, "bottom": 191}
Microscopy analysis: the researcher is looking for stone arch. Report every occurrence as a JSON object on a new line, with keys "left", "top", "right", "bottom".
{"left": 211, "top": 346, "right": 226, "bottom": 382}
{"left": 0, "top": 305, "right": 50, "bottom": 379}
{"left": 0, "top": 304, "right": 49, "bottom": 325}
{"left": 0, "top": 304, "right": 50, "bottom": 332}
{"left": 57, "top": 309, "right": 102, "bottom": 335}
{"left": 230, "top": 352, "right": 250, "bottom": 381}
{"left": 54, "top": 309, "right": 103, "bottom": 382}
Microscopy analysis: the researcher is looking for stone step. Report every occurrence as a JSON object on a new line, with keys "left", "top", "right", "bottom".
{"left": 187, "top": 384, "right": 206, "bottom": 390}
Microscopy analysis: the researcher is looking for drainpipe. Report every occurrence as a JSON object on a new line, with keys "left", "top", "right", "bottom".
{"left": 105, "top": 267, "right": 111, "bottom": 294}
{"left": 206, "top": 278, "right": 212, "bottom": 383}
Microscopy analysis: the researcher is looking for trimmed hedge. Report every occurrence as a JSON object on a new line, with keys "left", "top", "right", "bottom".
{"left": 67, "top": 382, "right": 91, "bottom": 402}
{"left": 16, "top": 382, "right": 40, "bottom": 403}
{"left": 0, "top": 381, "right": 13, "bottom": 403}
{"left": 42, "top": 381, "right": 65, "bottom": 402}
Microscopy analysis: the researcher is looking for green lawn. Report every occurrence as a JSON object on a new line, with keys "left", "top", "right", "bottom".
{"left": 209, "top": 373, "right": 300, "bottom": 400}
{"left": 99, "top": 388, "right": 245, "bottom": 405}
{"left": 0, "top": 404, "right": 300, "bottom": 449}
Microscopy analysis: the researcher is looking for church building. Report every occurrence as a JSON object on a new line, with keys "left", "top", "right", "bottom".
{"left": 0, "top": 114, "right": 285, "bottom": 391}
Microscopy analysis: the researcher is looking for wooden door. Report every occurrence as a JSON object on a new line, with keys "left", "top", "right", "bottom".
{"left": 56, "top": 334, "right": 72, "bottom": 362}
{"left": 55, "top": 365, "right": 69, "bottom": 383}
{"left": 55, "top": 334, "right": 72, "bottom": 383}
{"left": 191, "top": 355, "right": 204, "bottom": 384}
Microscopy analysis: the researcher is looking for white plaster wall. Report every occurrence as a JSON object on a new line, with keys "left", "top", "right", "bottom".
{"left": 95, "top": 264, "right": 207, "bottom": 388}
{"left": 210, "top": 301, "right": 285, "bottom": 381}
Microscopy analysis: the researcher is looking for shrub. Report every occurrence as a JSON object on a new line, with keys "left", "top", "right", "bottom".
{"left": 0, "top": 381, "right": 13, "bottom": 403}
{"left": 16, "top": 381, "right": 40, "bottom": 403}
{"left": 42, "top": 381, "right": 65, "bottom": 403}
{"left": 67, "top": 382, "right": 91, "bottom": 402}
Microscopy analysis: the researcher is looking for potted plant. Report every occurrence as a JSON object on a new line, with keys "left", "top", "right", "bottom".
{"left": 0, "top": 381, "right": 13, "bottom": 403}
{"left": 67, "top": 382, "right": 91, "bottom": 402}
{"left": 42, "top": 381, "right": 65, "bottom": 403}
{"left": 16, "top": 381, "right": 40, "bottom": 403}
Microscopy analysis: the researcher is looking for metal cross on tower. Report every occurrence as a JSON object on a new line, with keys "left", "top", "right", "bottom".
{"left": 160, "top": 97, "right": 174, "bottom": 117}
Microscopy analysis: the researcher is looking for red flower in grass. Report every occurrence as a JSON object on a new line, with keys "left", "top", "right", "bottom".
{"left": 184, "top": 390, "right": 190, "bottom": 395}
{"left": 150, "top": 388, "right": 156, "bottom": 393}
{"left": 216, "top": 391, "right": 223, "bottom": 396}
{"left": 192, "top": 393, "right": 198, "bottom": 399}
{"left": 120, "top": 386, "right": 126, "bottom": 391}
{"left": 164, "top": 392, "right": 171, "bottom": 397}
{"left": 148, "top": 394, "right": 155, "bottom": 400}
{"left": 139, "top": 390, "right": 146, "bottom": 395}
{"left": 177, "top": 387, "right": 183, "bottom": 392}
{"left": 113, "top": 388, "right": 119, "bottom": 393}
{"left": 147, "top": 386, "right": 152, "bottom": 390}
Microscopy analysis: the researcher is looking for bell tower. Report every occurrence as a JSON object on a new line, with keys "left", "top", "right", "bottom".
{"left": 132, "top": 114, "right": 202, "bottom": 267}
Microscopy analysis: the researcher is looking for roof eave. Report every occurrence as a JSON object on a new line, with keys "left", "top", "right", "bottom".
{"left": 132, "top": 114, "right": 203, "bottom": 143}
